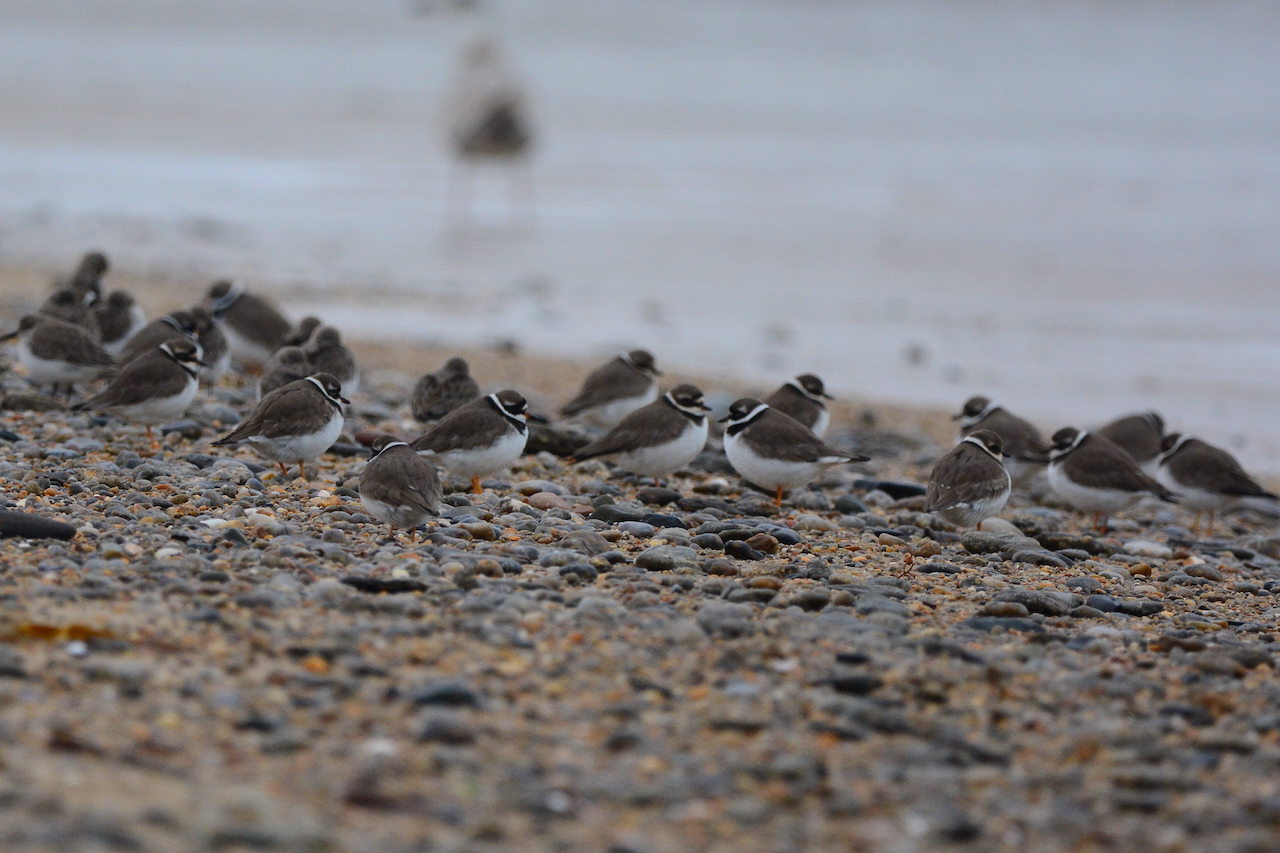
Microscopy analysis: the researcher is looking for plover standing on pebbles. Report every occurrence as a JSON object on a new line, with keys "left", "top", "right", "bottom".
{"left": 213, "top": 373, "right": 349, "bottom": 481}
{"left": 1046, "top": 426, "right": 1176, "bottom": 532}
{"left": 571, "top": 383, "right": 711, "bottom": 486}
{"left": 721, "top": 397, "right": 868, "bottom": 506}
{"left": 925, "top": 429, "right": 1012, "bottom": 528}
{"left": 560, "top": 349, "right": 660, "bottom": 430}
{"left": 0, "top": 314, "right": 114, "bottom": 393}
{"left": 1156, "top": 433, "right": 1277, "bottom": 537}
{"left": 359, "top": 435, "right": 443, "bottom": 542}
{"left": 412, "top": 389, "right": 530, "bottom": 494}
{"left": 72, "top": 339, "right": 202, "bottom": 449}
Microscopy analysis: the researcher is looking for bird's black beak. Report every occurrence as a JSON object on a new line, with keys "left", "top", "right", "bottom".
{"left": 698, "top": 402, "right": 712, "bottom": 411}
{"left": 0, "top": 330, "right": 18, "bottom": 343}
{"left": 950, "top": 411, "right": 965, "bottom": 421}
{"left": 823, "top": 392, "right": 835, "bottom": 400}
{"left": 340, "top": 395, "right": 351, "bottom": 405}
{"left": 527, "top": 412, "right": 550, "bottom": 424}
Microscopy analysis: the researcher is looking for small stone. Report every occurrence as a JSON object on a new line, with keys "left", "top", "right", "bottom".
{"left": 617, "top": 521, "right": 657, "bottom": 538}
{"left": 983, "top": 601, "right": 1029, "bottom": 617}
{"left": 591, "top": 504, "right": 646, "bottom": 524}
{"left": 910, "top": 539, "right": 943, "bottom": 557}
{"left": 634, "top": 545, "right": 696, "bottom": 571}
{"left": 745, "top": 533, "right": 780, "bottom": 554}
{"left": 788, "top": 512, "right": 839, "bottom": 532}
{"left": 1070, "top": 606, "right": 1107, "bottom": 619}
{"left": 977, "top": 517, "right": 1022, "bottom": 536}
{"left": 410, "top": 680, "right": 480, "bottom": 707}
{"left": 559, "top": 529, "right": 612, "bottom": 556}
{"left": 834, "top": 494, "right": 870, "bottom": 514}
{"left": 702, "top": 558, "right": 738, "bottom": 576}
{"left": 696, "top": 602, "right": 755, "bottom": 637}
{"left": 691, "top": 533, "right": 724, "bottom": 550}
{"left": 642, "top": 512, "right": 686, "bottom": 529}
{"left": 526, "top": 492, "right": 571, "bottom": 511}
{"left": 877, "top": 533, "right": 906, "bottom": 547}
{"left": 724, "top": 540, "right": 764, "bottom": 561}
{"left": 1185, "top": 564, "right": 1225, "bottom": 581}
{"left": 419, "top": 712, "right": 476, "bottom": 745}
{"left": 855, "top": 593, "right": 908, "bottom": 617}
{"left": 1116, "top": 598, "right": 1164, "bottom": 617}
{"left": 636, "top": 487, "right": 681, "bottom": 506}
{"left": 1084, "top": 594, "right": 1119, "bottom": 612}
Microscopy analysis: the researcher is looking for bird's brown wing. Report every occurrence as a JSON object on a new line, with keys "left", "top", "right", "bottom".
{"left": 411, "top": 399, "right": 509, "bottom": 453}
{"left": 574, "top": 402, "right": 689, "bottom": 460}
{"left": 1172, "top": 441, "right": 1276, "bottom": 498}
{"left": 76, "top": 352, "right": 188, "bottom": 410}
{"left": 29, "top": 321, "right": 114, "bottom": 367}
{"left": 226, "top": 294, "right": 291, "bottom": 348}
{"left": 743, "top": 411, "right": 867, "bottom": 463}
{"left": 215, "top": 381, "right": 335, "bottom": 443}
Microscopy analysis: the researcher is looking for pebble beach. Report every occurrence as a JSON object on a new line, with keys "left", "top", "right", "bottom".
{"left": 1, "top": 276, "right": 1280, "bottom": 852}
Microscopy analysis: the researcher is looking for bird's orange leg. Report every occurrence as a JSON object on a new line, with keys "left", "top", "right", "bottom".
{"left": 472, "top": 476, "right": 482, "bottom": 495}
{"left": 278, "top": 462, "right": 289, "bottom": 480}
{"left": 1206, "top": 511, "right": 1216, "bottom": 538}
{"left": 298, "top": 461, "right": 308, "bottom": 482}
{"left": 775, "top": 485, "right": 784, "bottom": 507}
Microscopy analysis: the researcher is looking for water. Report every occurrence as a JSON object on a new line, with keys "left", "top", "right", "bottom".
{"left": 1, "top": 0, "right": 1278, "bottom": 469}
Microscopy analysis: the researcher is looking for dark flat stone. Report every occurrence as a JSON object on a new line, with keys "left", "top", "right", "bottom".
{"left": 853, "top": 479, "right": 927, "bottom": 499}
{"left": 341, "top": 576, "right": 429, "bottom": 594}
{"left": 957, "top": 616, "right": 1046, "bottom": 633}
{"left": 0, "top": 512, "right": 77, "bottom": 541}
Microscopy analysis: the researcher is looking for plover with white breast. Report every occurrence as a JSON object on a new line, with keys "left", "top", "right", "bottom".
{"left": 1047, "top": 426, "right": 1176, "bottom": 532}
{"left": 93, "top": 291, "right": 147, "bottom": 357}
{"left": 204, "top": 280, "right": 291, "bottom": 367}
{"left": 1157, "top": 433, "right": 1277, "bottom": 537}
{"left": 0, "top": 314, "right": 114, "bottom": 393}
{"left": 411, "top": 390, "right": 530, "bottom": 494}
{"left": 213, "top": 373, "right": 349, "bottom": 481}
{"left": 572, "top": 383, "right": 711, "bottom": 486}
{"left": 72, "top": 338, "right": 202, "bottom": 449}
{"left": 1096, "top": 411, "right": 1165, "bottom": 477}
{"left": 560, "top": 349, "right": 660, "bottom": 430}
{"left": 721, "top": 397, "right": 868, "bottom": 506}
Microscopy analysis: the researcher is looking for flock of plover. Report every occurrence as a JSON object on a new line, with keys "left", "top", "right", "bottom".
{"left": 2, "top": 252, "right": 1276, "bottom": 542}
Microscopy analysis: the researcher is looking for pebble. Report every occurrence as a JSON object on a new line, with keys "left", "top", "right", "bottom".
{"left": 977, "top": 517, "right": 1023, "bottom": 536}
